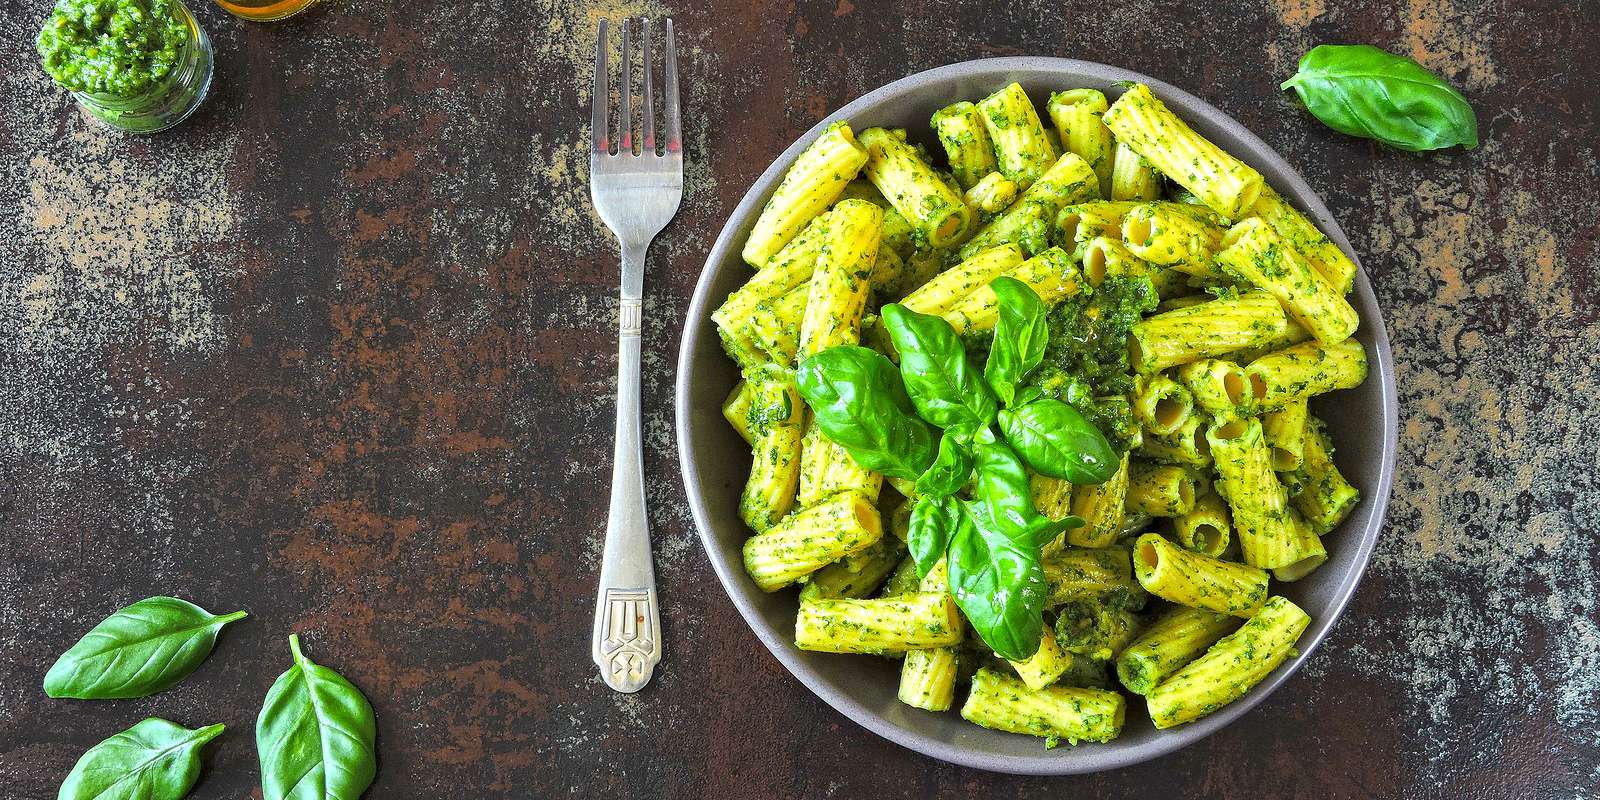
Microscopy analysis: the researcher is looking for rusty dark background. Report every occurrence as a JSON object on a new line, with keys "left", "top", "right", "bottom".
{"left": 1, "top": 0, "right": 1597, "bottom": 798}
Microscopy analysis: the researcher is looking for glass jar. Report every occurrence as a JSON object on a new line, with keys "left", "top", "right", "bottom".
{"left": 213, "top": 0, "right": 320, "bottom": 22}
{"left": 71, "top": 0, "right": 214, "bottom": 134}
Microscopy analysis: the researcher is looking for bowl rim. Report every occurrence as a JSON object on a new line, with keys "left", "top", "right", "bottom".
{"left": 674, "top": 56, "right": 1397, "bottom": 775}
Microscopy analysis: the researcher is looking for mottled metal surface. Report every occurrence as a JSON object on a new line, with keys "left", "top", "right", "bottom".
{"left": 0, "top": 0, "right": 1595, "bottom": 798}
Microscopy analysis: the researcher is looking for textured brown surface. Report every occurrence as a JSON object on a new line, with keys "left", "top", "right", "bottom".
{"left": 1, "top": 0, "right": 1597, "bottom": 798}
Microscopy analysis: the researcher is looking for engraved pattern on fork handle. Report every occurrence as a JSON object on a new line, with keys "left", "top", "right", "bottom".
{"left": 594, "top": 586, "right": 660, "bottom": 692}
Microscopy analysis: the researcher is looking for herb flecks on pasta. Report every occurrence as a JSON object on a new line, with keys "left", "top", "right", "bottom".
{"left": 715, "top": 81, "right": 1369, "bottom": 745}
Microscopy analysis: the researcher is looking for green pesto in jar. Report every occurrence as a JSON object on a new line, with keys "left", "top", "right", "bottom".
{"left": 37, "top": 0, "right": 189, "bottom": 97}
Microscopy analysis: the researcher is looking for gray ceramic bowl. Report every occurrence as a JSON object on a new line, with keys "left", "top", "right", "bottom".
{"left": 675, "top": 57, "right": 1397, "bottom": 775}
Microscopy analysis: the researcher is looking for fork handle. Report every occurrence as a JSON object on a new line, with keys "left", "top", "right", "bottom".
{"left": 592, "top": 245, "right": 661, "bottom": 693}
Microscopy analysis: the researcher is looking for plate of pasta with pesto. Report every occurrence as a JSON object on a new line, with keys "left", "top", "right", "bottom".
{"left": 676, "top": 57, "right": 1396, "bottom": 775}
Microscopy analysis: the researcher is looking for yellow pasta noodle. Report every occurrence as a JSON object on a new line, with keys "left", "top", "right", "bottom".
{"left": 961, "top": 668, "right": 1126, "bottom": 744}
{"left": 799, "top": 535, "right": 907, "bottom": 602}
{"left": 1110, "top": 141, "right": 1162, "bottom": 201}
{"left": 1079, "top": 235, "right": 1152, "bottom": 287}
{"left": 795, "top": 592, "right": 963, "bottom": 653}
{"left": 744, "top": 490, "right": 883, "bottom": 592}
{"left": 745, "top": 283, "right": 809, "bottom": 366}
{"left": 797, "top": 416, "right": 883, "bottom": 508}
{"left": 1046, "top": 88, "right": 1114, "bottom": 196}
{"left": 739, "top": 371, "right": 805, "bottom": 531}
{"left": 931, "top": 100, "right": 1000, "bottom": 190}
{"left": 1175, "top": 358, "right": 1249, "bottom": 418}
{"left": 1122, "top": 203, "right": 1225, "bottom": 274}
{"left": 900, "top": 243, "right": 1026, "bottom": 317}
{"left": 798, "top": 199, "right": 882, "bottom": 359}
{"left": 1262, "top": 398, "right": 1310, "bottom": 472}
{"left": 1213, "top": 217, "right": 1359, "bottom": 344}
{"left": 722, "top": 379, "right": 756, "bottom": 446}
{"left": 1124, "top": 462, "right": 1197, "bottom": 518}
{"left": 1115, "top": 606, "right": 1241, "bottom": 695}
{"left": 1242, "top": 338, "right": 1368, "bottom": 413}
{"left": 1042, "top": 545, "right": 1143, "bottom": 608}
{"left": 942, "top": 246, "right": 1081, "bottom": 335}
{"left": 1129, "top": 291, "right": 1290, "bottom": 373}
{"left": 1173, "top": 489, "right": 1232, "bottom": 557}
{"left": 1250, "top": 186, "right": 1358, "bottom": 295}
{"left": 1132, "top": 533, "right": 1268, "bottom": 617}
{"left": 1288, "top": 417, "right": 1362, "bottom": 535}
{"left": 899, "top": 559, "right": 961, "bottom": 709}
{"left": 859, "top": 127, "right": 974, "bottom": 248}
{"left": 1068, "top": 453, "right": 1131, "bottom": 548}
{"left": 1205, "top": 417, "right": 1299, "bottom": 569}
{"left": 1133, "top": 373, "right": 1195, "bottom": 436}
{"left": 963, "top": 171, "right": 1019, "bottom": 214}
{"left": 976, "top": 82, "right": 1059, "bottom": 189}
{"left": 1145, "top": 596, "right": 1311, "bottom": 728}
{"left": 742, "top": 121, "right": 868, "bottom": 268}
{"left": 958, "top": 152, "right": 1100, "bottom": 260}
{"left": 1008, "top": 629, "right": 1074, "bottom": 691}
{"left": 1102, "top": 83, "right": 1265, "bottom": 220}
{"left": 1138, "top": 414, "right": 1213, "bottom": 469}
{"left": 1270, "top": 508, "right": 1327, "bottom": 582}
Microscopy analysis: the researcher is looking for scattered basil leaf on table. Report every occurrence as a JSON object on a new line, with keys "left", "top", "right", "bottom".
{"left": 973, "top": 438, "right": 1080, "bottom": 549}
{"left": 257, "top": 635, "right": 377, "bottom": 800}
{"left": 998, "top": 398, "right": 1119, "bottom": 484}
{"left": 907, "top": 494, "right": 971, "bottom": 579}
{"left": 1281, "top": 44, "right": 1479, "bottom": 152}
{"left": 881, "top": 303, "right": 998, "bottom": 439}
{"left": 795, "top": 345, "right": 937, "bottom": 480}
{"left": 44, "top": 596, "right": 248, "bottom": 700}
{"left": 946, "top": 500, "right": 1048, "bottom": 661}
{"left": 58, "top": 717, "right": 224, "bottom": 800}
{"left": 984, "top": 275, "right": 1049, "bottom": 406}
{"left": 915, "top": 435, "right": 973, "bottom": 498}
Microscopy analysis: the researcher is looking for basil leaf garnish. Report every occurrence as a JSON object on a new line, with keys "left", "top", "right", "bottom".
{"left": 44, "top": 596, "right": 247, "bottom": 700}
{"left": 257, "top": 635, "right": 378, "bottom": 800}
{"left": 984, "top": 276, "right": 1049, "bottom": 406}
{"left": 947, "top": 499, "right": 1048, "bottom": 661}
{"left": 915, "top": 435, "right": 973, "bottom": 498}
{"left": 58, "top": 718, "right": 224, "bottom": 800}
{"left": 907, "top": 494, "right": 970, "bottom": 578}
{"left": 998, "top": 398, "right": 1119, "bottom": 484}
{"left": 1281, "top": 44, "right": 1478, "bottom": 152}
{"left": 881, "top": 303, "right": 998, "bottom": 439}
{"left": 796, "top": 345, "right": 938, "bottom": 480}
{"left": 973, "top": 438, "right": 1080, "bottom": 549}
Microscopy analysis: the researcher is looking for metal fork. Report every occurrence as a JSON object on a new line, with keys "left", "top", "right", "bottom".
{"left": 588, "top": 16, "right": 681, "bottom": 693}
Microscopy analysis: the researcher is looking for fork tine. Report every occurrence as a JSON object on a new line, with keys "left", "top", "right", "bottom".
{"left": 619, "top": 18, "right": 633, "bottom": 155}
{"left": 664, "top": 18, "right": 680, "bottom": 154}
{"left": 591, "top": 18, "right": 609, "bottom": 154}
{"left": 641, "top": 18, "right": 656, "bottom": 155}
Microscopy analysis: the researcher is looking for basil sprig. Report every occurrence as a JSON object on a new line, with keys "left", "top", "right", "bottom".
{"left": 798, "top": 281, "right": 1115, "bottom": 660}
{"left": 998, "top": 398, "right": 1118, "bottom": 484}
{"left": 984, "top": 276, "right": 1049, "bottom": 406}
{"left": 58, "top": 718, "right": 224, "bottom": 800}
{"left": 946, "top": 499, "right": 1051, "bottom": 660}
{"left": 881, "top": 303, "right": 998, "bottom": 440}
{"left": 44, "top": 596, "right": 247, "bottom": 700}
{"left": 796, "top": 345, "right": 938, "bottom": 480}
{"left": 1282, "top": 44, "right": 1478, "bottom": 152}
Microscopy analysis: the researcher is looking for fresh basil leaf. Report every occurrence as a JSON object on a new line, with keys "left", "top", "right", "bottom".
{"left": 997, "top": 398, "right": 1119, "bottom": 484}
{"left": 44, "top": 596, "right": 247, "bottom": 699}
{"left": 915, "top": 435, "right": 973, "bottom": 498}
{"left": 984, "top": 276, "right": 1049, "bottom": 406}
{"left": 881, "top": 303, "right": 998, "bottom": 437}
{"left": 796, "top": 345, "right": 938, "bottom": 480}
{"left": 1281, "top": 44, "right": 1478, "bottom": 152}
{"left": 58, "top": 717, "right": 223, "bottom": 800}
{"left": 973, "top": 439, "right": 1080, "bottom": 549}
{"left": 257, "top": 635, "right": 377, "bottom": 800}
{"left": 908, "top": 495, "right": 969, "bottom": 578}
{"left": 1014, "top": 385, "right": 1044, "bottom": 407}
{"left": 946, "top": 500, "right": 1048, "bottom": 661}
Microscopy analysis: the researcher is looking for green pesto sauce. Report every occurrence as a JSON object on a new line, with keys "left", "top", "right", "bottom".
{"left": 37, "top": 0, "right": 187, "bottom": 97}
{"left": 1024, "top": 275, "right": 1159, "bottom": 450}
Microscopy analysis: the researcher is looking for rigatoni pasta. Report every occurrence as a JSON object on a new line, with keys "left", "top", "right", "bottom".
{"left": 714, "top": 78, "right": 1372, "bottom": 746}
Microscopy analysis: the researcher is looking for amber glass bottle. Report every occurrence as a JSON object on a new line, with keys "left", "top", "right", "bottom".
{"left": 213, "top": 0, "right": 319, "bottom": 21}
